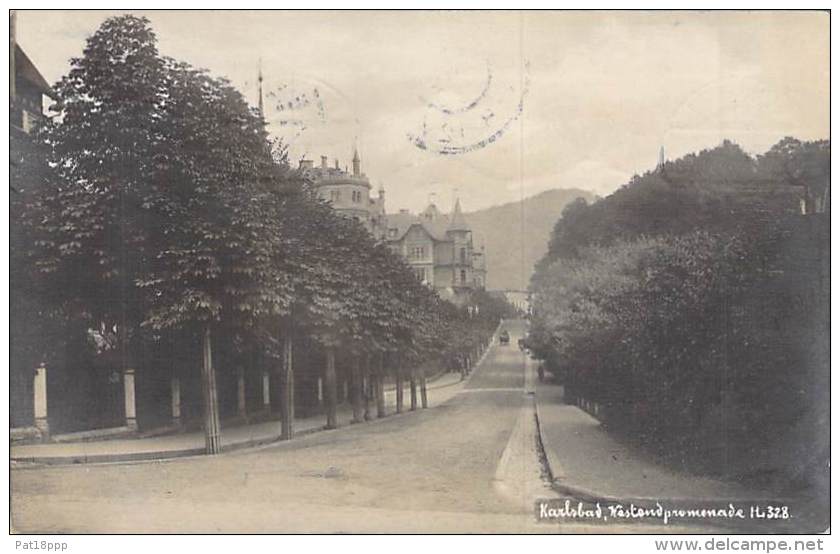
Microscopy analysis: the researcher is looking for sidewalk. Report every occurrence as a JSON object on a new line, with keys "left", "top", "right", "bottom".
{"left": 11, "top": 371, "right": 466, "bottom": 465}
{"left": 534, "top": 380, "right": 771, "bottom": 502}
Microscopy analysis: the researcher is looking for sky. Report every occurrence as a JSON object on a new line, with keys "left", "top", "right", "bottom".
{"left": 16, "top": 10, "right": 829, "bottom": 213}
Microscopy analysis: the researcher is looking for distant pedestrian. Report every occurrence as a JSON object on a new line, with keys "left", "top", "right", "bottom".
{"left": 537, "top": 364, "right": 545, "bottom": 382}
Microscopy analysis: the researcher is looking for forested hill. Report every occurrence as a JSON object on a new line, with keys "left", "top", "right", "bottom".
{"left": 536, "top": 138, "right": 829, "bottom": 273}
{"left": 465, "top": 188, "right": 595, "bottom": 291}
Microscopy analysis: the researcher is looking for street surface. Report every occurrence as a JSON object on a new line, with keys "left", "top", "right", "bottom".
{"left": 11, "top": 321, "right": 705, "bottom": 533}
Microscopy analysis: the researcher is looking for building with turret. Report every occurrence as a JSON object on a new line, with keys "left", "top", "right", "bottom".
{"left": 297, "top": 149, "right": 388, "bottom": 240}
{"left": 297, "top": 148, "right": 485, "bottom": 302}
{"left": 383, "top": 198, "right": 486, "bottom": 303}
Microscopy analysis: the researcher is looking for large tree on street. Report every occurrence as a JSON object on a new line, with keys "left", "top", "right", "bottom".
{"left": 22, "top": 14, "right": 507, "bottom": 452}
{"left": 26, "top": 15, "right": 167, "bottom": 380}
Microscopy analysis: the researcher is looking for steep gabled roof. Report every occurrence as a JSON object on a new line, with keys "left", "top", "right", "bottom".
{"left": 385, "top": 211, "right": 451, "bottom": 242}
{"left": 15, "top": 44, "right": 54, "bottom": 98}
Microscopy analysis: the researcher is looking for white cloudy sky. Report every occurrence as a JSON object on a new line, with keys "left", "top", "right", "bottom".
{"left": 17, "top": 10, "right": 829, "bottom": 213}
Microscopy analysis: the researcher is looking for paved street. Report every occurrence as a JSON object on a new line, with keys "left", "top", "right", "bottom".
{"left": 11, "top": 321, "right": 704, "bottom": 534}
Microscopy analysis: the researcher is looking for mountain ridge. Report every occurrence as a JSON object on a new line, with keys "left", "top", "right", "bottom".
{"left": 465, "top": 187, "right": 596, "bottom": 290}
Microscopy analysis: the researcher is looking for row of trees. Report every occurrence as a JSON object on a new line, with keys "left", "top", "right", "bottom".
{"left": 528, "top": 140, "right": 829, "bottom": 488}
{"left": 12, "top": 16, "right": 507, "bottom": 452}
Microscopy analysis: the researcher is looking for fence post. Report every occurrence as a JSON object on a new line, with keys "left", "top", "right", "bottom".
{"left": 33, "top": 362, "right": 49, "bottom": 440}
{"left": 171, "top": 375, "right": 181, "bottom": 427}
{"left": 123, "top": 368, "right": 138, "bottom": 431}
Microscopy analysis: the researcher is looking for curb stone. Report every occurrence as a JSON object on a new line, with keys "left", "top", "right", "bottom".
{"left": 531, "top": 386, "right": 791, "bottom": 507}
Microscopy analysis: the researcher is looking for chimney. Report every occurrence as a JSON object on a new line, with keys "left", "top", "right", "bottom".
{"left": 334, "top": 158, "right": 340, "bottom": 170}
{"left": 321, "top": 155, "right": 328, "bottom": 169}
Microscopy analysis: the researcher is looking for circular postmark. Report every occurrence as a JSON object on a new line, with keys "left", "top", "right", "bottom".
{"left": 408, "top": 60, "right": 530, "bottom": 156}
{"left": 248, "top": 71, "right": 360, "bottom": 161}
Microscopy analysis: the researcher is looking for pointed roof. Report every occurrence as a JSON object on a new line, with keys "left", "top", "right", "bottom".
{"left": 257, "top": 60, "right": 264, "bottom": 116}
{"left": 352, "top": 147, "right": 360, "bottom": 162}
{"left": 14, "top": 44, "right": 54, "bottom": 98}
{"left": 447, "top": 198, "right": 470, "bottom": 232}
{"left": 385, "top": 211, "right": 450, "bottom": 242}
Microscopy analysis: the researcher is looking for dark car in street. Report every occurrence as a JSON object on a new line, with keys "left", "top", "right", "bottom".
{"left": 498, "top": 330, "right": 510, "bottom": 345}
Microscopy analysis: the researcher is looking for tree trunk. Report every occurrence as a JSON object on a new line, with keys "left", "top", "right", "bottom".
{"left": 236, "top": 366, "right": 247, "bottom": 421}
{"left": 375, "top": 351, "right": 386, "bottom": 418}
{"left": 201, "top": 324, "right": 222, "bottom": 455}
{"left": 395, "top": 352, "right": 404, "bottom": 414}
{"left": 363, "top": 353, "right": 372, "bottom": 421}
{"left": 409, "top": 367, "right": 418, "bottom": 411}
{"left": 351, "top": 355, "right": 363, "bottom": 424}
{"left": 280, "top": 332, "right": 294, "bottom": 440}
{"left": 324, "top": 346, "right": 338, "bottom": 429}
{"left": 420, "top": 367, "right": 428, "bottom": 409}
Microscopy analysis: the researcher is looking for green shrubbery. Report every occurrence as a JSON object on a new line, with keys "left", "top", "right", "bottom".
{"left": 528, "top": 141, "right": 829, "bottom": 488}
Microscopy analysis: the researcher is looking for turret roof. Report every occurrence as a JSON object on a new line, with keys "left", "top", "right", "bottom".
{"left": 447, "top": 198, "right": 470, "bottom": 232}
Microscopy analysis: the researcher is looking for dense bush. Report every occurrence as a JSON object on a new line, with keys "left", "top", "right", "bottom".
{"left": 528, "top": 140, "right": 829, "bottom": 488}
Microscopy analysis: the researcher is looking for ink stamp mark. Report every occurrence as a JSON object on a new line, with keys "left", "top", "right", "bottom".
{"left": 408, "top": 61, "right": 530, "bottom": 156}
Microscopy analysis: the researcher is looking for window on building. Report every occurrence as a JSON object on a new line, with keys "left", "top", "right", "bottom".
{"left": 411, "top": 246, "right": 426, "bottom": 260}
{"left": 330, "top": 190, "right": 341, "bottom": 203}
{"left": 413, "top": 267, "right": 427, "bottom": 283}
{"left": 459, "top": 247, "right": 467, "bottom": 264}
{"left": 460, "top": 269, "right": 467, "bottom": 284}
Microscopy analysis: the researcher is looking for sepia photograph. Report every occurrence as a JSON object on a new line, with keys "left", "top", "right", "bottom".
{"left": 7, "top": 7, "right": 831, "bottom": 537}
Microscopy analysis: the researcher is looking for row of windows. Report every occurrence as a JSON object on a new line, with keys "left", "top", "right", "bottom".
{"left": 411, "top": 266, "right": 481, "bottom": 288}
{"left": 327, "top": 189, "right": 366, "bottom": 203}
